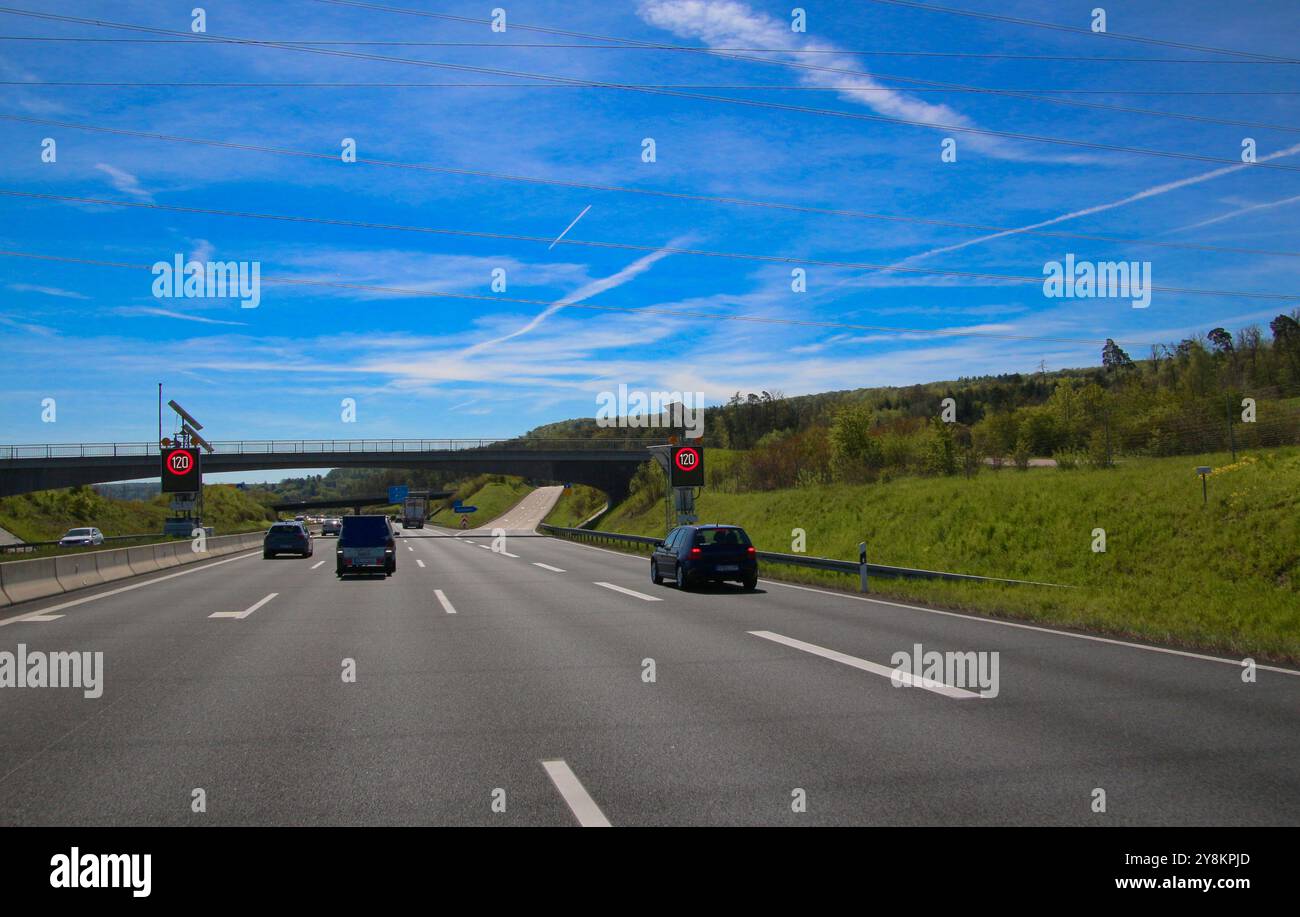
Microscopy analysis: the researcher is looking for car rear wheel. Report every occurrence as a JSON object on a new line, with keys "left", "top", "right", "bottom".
{"left": 263, "top": 551, "right": 273, "bottom": 559}
{"left": 742, "top": 573, "right": 758, "bottom": 591}
{"left": 675, "top": 566, "right": 689, "bottom": 591}
{"left": 650, "top": 559, "right": 663, "bottom": 585}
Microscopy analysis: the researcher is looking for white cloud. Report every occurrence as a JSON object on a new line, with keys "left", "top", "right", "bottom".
{"left": 8, "top": 283, "right": 89, "bottom": 300}
{"left": 94, "top": 163, "right": 153, "bottom": 202}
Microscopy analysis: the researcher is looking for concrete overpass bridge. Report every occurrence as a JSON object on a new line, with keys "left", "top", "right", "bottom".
{"left": 0, "top": 439, "right": 655, "bottom": 502}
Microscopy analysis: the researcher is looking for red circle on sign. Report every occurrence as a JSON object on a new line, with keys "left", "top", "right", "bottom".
{"left": 674, "top": 447, "right": 699, "bottom": 471}
{"left": 165, "top": 448, "right": 195, "bottom": 476}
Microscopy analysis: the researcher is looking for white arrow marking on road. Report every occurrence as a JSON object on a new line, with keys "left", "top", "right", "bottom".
{"left": 748, "top": 630, "right": 981, "bottom": 699}
{"left": 541, "top": 759, "right": 611, "bottom": 827}
{"left": 533, "top": 563, "right": 566, "bottom": 573}
{"left": 209, "top": 592, "right": 278, "bottom": 620}
{"left": 434, "top": 589, "right": 457, "bottom": 614}
{"left": 593, "top": 582, "right": 661, "bottom": 602}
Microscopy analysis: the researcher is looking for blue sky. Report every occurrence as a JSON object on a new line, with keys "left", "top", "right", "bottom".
{"left": 0, "top": 0, "right": 1297, "bottom": 483}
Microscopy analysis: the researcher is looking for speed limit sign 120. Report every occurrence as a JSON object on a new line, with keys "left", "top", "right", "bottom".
{"left": 670, "top": 444, "right": 704, "bottom": 487}
{"left": 161, "top": 447, "right": 202, "bottom": 493}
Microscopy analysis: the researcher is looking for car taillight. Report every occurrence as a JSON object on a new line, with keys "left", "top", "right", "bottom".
{"left": 747, "top": 546, "right": 756, "bottom": 554}
{"left": 690, "top": 547, "right": 701, "bottom": 555}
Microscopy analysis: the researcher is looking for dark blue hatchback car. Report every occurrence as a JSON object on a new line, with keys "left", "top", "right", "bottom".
{"left": 651, "top": 524, "right": 758, "bottom": 591}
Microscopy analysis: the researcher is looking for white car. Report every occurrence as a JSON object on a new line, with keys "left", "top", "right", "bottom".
{"left": 59, "top": 527, "right": 104, "bottom": 547}
{"left": 320, "top": 517, "right": 342, "bottom": 536}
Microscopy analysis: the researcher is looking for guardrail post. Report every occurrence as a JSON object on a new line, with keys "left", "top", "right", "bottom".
{"left": 858, "top": 542, "right": 869, "bottom": 593}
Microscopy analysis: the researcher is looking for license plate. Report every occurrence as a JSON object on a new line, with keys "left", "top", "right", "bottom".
{"left": 717, "top": 564, "right": 739, "bottom": 572}
{"left": 348, "top": 549, "right": 382, "bottom": 564}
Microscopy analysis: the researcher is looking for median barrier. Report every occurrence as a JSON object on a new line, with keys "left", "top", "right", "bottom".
{"left": 54, "top": 552, "right": 104, "bottom": 592}
{"left": 126, "top": 544, "right": 161, "bottom": 575}
{"left": 0, "top": 556, "right": 64, "bottom": 604}
{"left": 152, "top": 542, "right": 182, "bottom": 569}
{"left": 95, "top": 548, "right": 136, "bottom": 584}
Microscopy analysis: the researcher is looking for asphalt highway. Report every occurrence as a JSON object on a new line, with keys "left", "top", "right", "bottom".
{"left": 1, "top": 517, "right": 1296, "bottom": 826}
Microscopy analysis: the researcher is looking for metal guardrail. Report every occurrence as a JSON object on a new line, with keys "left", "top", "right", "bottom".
{"left": 0, "top": 533, "right": 183, "bottom": 554}
{"left": 537, "top": 524, "right": 1071, "bottom": 589}
{"left": 0, "top": 438, "right": 663, "bottom": 460}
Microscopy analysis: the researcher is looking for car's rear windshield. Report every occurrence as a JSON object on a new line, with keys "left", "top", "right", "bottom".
{"left": 67, "top": 528, "right": 93, "bottom": 536}
{"left": 692, "top": 527, "right": 751, "bottom": 547}
{"left": 340, "top": 516, "right": 390, "bottom": 545}
{"left": 269, "top": 524, "right": 301, "bottom": 534}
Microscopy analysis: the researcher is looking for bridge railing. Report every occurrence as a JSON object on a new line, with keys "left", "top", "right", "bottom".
{"left": 0, "top": 438, "right": 661, "bottom": 460}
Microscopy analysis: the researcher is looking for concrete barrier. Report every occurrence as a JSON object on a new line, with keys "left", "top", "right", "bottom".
{"left": 126, "top": 544, "right": 161, "bottom": 575}
{"left": 0, "top": 531, "right": 270, "bottom": 609}
{"left": 95, "top": 548, "right": 136, "bottom": 584}
{"left": 54, "top": 553, "right": 104, "bottom": 592}
{"left": 0, "top": 557, "right": 65, "bottom": 604}
{"left": 152, "top": 542, "right": 182, "bottom": 569}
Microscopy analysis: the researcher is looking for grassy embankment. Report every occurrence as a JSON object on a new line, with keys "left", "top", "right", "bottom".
{"left": 577, "top": 448, "right": 1300, "bottom": 663}
{"left": 0, "top": 484, "right": 275, "bottom": 562}
{"left": 541, "top": 484, "right": 608, "bottom": 528}
{"left": 427, "top": 475, "right": 534, "bottom": 529}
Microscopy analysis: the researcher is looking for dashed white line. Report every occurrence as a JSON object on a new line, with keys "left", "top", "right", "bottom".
{"left": 541, "top": 759, "right": 611, "bottom": 827}
{"left": 748, "top": 630, "right": 981, "bottom": 699}
{"left": 533, "top": 563, "right": 566, "bottom": 573}
{"left": 311, "top": 560, "right": 325, "bottom": 569}
{"left": 434, "top": 589, "right": 457, "bottom": 614}
{"left": 593, "top": 582, "right": 661, "bottom": 602}
{"left": 209, "top": 592, "right": 279, "bottom": 620}
{"left": 416, "top": 559, "right": 426, "bottom": 568}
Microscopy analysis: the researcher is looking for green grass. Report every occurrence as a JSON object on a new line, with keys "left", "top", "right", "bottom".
{"left": 542, "top": 484, "right": 608, "bottom": 528}
{"left": 596, "top": 448, "right": 1300, "bottom": 663}
{"left": 0, "top": 484, "right": 274, "bottom": 543}
{"left": 428, "top": 476, "right": 533, "bottom": 529}
{"left": 0, "top": 483, "right": 276, "bottom": 563}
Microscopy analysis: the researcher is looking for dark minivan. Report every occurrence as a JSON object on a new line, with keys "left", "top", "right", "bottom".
{"left": 651, "top": 524, "right": 758, "bottom": 591}
{"left": 337, "top": 515, "right": 396, "bottom": 577}
{"left": 264, "top": 521, "right": 313, "bottom": 558}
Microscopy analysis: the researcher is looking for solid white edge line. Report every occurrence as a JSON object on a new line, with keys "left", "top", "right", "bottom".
{"left": 593, "top": 581, "right": 661, "bottom": 602}
{"left": 544, "top": 537, "right": 1300, "bottom": 677}
{"left": 0, "top": 550, "right": 261, "bottom": 627}
{"left": 748, "top": 629, "right": 980, "bottom": 699}
{"left": 434, "top": 589, "right": 457, "bottom": 614}
{"left": 541, "top": 759, "right": 611, "bottom": 827}
{"left": 20, "top": 614, "right": 63, "bottom": 622}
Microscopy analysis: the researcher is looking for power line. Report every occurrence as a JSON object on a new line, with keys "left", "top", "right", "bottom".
{"left": 0, "top": 247, "right": 1171, "bottom": 349}
{"left": 863, "top": 0, "right": 1300, "bottom": 63}
{"left": 3, "top": 35, "right": 1297, "bottom": 64}
{"left": 3, "top": 7, "right": 1297, "bottom": 171}
{"left": 7, "top": 80, "right": 1298, "bottom": 96}
{"left": 3, "top": 113, "right": 1295, "bottom": 261}
{"left": 5, "top": 190, "right": 1299, "bottom": 292}
{"left": 301, "top": 2, "right": 1300, "bottom": 134}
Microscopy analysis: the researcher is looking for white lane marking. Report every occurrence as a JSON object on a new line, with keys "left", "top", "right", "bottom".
{"left": 434, "top": 589, "right": 457, "bottom": 614}
{"left": 541, "top": 759, "right": 611, "bottom": 827}
{"left": 478, "top": 544, "right": 492, "bottom": 550}
{"left": 311, "top": 560, "right": 325, "bottom": 569}
{"left": 593, "top": 581, "right": 661, "bottom": 602}
{"left": 748, "top": 630, "right": 980, "bottom": 699}
{"left": 0, "top": 550, "right": 260, "bottom": 627}
{"left": 209, "top": 592, "right": 278, "bottom": 620}
{"left": 499, "top": 550, "right": 520, "bottom": 558}
{"left": 762, "top": 580, "right": 1300, "bottom": 677}
{"left": 548, "top": 537, "right": 1300, "bottom": 678}
{"left": 18, "top": 614, "right": 64, "bottom": 623}
{"left": 533, "top": 563, "right": 566, "bottom": 573}
{"left": 416, "top": 559, "right": 426, "bottom": 568}
{"left": 407, "top": 546, "right": 414, "bottom": 552}
{"left": 464, "top": 540, "right": 477, "bottom": 544}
